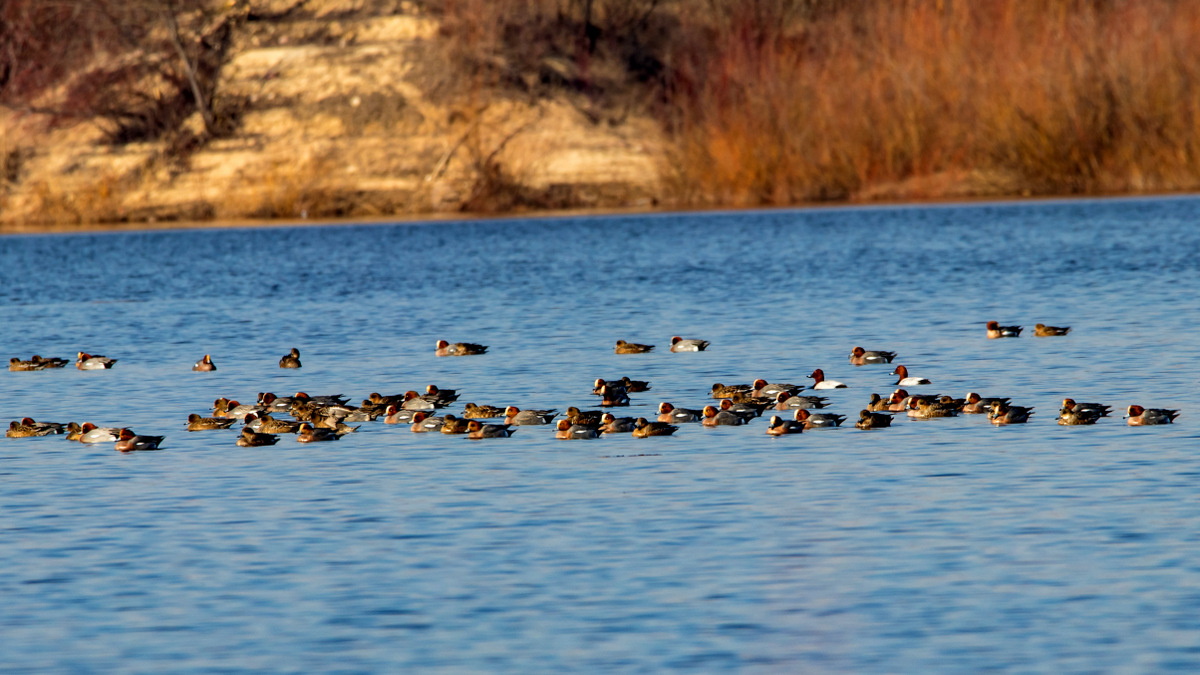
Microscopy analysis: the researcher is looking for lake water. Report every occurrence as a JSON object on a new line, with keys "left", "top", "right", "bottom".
{"left": 2, "top": 197, "right": 1198, "bottom": 673}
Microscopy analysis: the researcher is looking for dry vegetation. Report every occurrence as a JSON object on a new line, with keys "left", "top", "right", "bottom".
{"left": 3, "top": 0, "right": 1199, "bottom": 226}
{"left": 438, "top": 0, "right": 1200, "bottom": 206}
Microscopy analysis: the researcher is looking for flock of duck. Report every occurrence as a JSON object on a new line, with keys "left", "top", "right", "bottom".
{"left": 5, "top": 326, "right": 1182, "bottom": 451}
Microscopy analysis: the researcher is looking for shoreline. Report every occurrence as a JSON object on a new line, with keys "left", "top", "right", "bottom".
{"left": 3, "top": 189, "right": 1195, "bottom": 237}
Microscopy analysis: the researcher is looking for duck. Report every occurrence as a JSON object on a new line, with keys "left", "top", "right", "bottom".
{"left": 291, "top": 392, "right": 350, "bottom": 407}
{"left": 219, "top": 400, "right": 261, "bottom": 420}
{"left": 1058, "top": 407, "right": 1102, "bottom": 426}
{"left": 598, "top": 384, "right": 631, "bottom": 407}
{"left": 710, "top": 382, "right": 751, "bottom": 399}
{"left": 467, "top": 421, "right": 515, "bottom": 439}
{"left": 9, "top": 357, "right": 45, "bottom": 371}
{"left": 1060, "top": 399, "right": 1111, "bottom": 418}
{"left": 1034, "top": 323, "right": 1071, "bottom": 336}
{"left": 719, "top": 399, "right": 761, "bottom": 421}
{"left": 989, "top": 401, "right": 1034, "bottom": 425}
{"left": 296, "top": 423, "right": 339, "bottom": 443}
{"left": 256, "top": 413, "right": 302, "bottom": 434}
{"left": 906, "top": 398, "right": 959, "bottom": 419}
{"left": 865, "top": 394, "right": 891, "bottom": 412}
{"left": 701, "top": 405, "right": 746, "bottom": 427}
{"left": 278, "top": 348, "right": 302, "bottom": 368}
{"left": 1125, "top": 405, "right": 1180, "bottom": 426}
{"left": 463, "top": 403, "right": 505, "bottom": 419}
{"left": 400, "top": 391, "right": 437, "bottom": 411}
{"left": 384, "top": 405, "right": 424, "bottom": 425}
{"left": 439, "top": 414, "right": 472, "bottom": 435}
{"left": 750, "top": 379, "right": 804, "bottom": 399}
{"left": 555, "top": 419, "right": 599, "bottom": 439}
{"left": 855, "top": 410, "right": 893, "bottom": 429}
{"left": 186, "top": 414, "right": 236, "bottom": 431}
{"left": 435, "top": 340, "right": 488, "bottom": 356}
{"left": 614, "top": 340, "right": 654, "bottom": 354}
{"left": 192, "top": 354, "right": 216, "bottom": 371}
{"left": 362, "top": 392, "right": 406, "bottom": 408}
{"left": 632, "top": 418, "right": 677, "bottom": 437}
{"left": 409, "top": 412, "right": 445, "bottom": 433}
{"left": 424, "top": 385, "right": 460, "bottom": 405}
{"left": 76, "top": 422, "right": 124, "bottom": 442}
{"left": 236, "top": 427, "right": 280, "bottom": 447}
{"left": 65, "top": 422, "right": 83, "bottom": 440}
{"left": 619, "top": 376, "right": 652, "bottom": 393}
{"left": 765, "top": 415, "right": 804, "bottom": 435}
{"left": 76, "top": 352, "right": 117, "bottom": 370}
{"left": 598, "top": 413, "right": 637, "bottom": 434}
{"left": 7, "top": 418, "right": 68, "bottom": 437}
{"left": 793, "top": 409, "right": 846, "bottom": 428}
{"left": 772, "top": 389, "right": 830, "bottom": 410}
{"left": 504, "top": 406, "right": 557, "bottom": 425}
{"left": 669, "top": 336, "right": 710, "bottom": 352}
{"left": 564, "top": 408, "right": 604, "bottom": 428}
{"left": 114, "top": 429, "right": 164, "bottom": 452}
{"left": 848, "top": 347, "right": 897, "bottom": 366}
{"left": 657, "top": 402, "right": 702, "bottom": 423}
{"left": 985, "top": 321, "right": 1022, "bottom": 338}
{"left": 31, "top": 355, "right": 68, "bottom": 368}
{"left": 808, "top": 369, "right": 847, "bottom": 389}
{"left": 962, "top": 392, "right": 1011, "bottom": 414}
{"left": 891, "top": 365, "right": 931, "bottom": 386}
{"left": 258, "top": 392, "right": 297, "bottom": 412}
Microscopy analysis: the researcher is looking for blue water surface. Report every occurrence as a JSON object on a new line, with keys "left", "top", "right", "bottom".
{"left": 1, "top": 197, "right": 1199, "bottom": 673}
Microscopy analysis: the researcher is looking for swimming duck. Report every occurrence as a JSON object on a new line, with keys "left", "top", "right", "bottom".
{"left": 670, "top": 336, "right": 710, "bottom": 352}
{"left": 65, "top": 422, "right": 83, "bottom": 440}
{"left": 564, "top": 408, "right": 604, "bottom": 428}
{"left": 1034, "top": 323, "right": 1071, "bottom": 337}
{"left": 186, "top": 414, "right": 236, "bottom": 431}
{"left": 766, "top": 415, "right": 804, "bottom": 435}
{"left": 192, "top": 354, "right": 216, "bottom": 371}
{"left": 719, "top": 399, "right": 762, "bottom": 420}
{"left": 400, "top": 391, "right": 437, "bottom": 411}
{"left": 424, "top": 385, "right": 460, "bottom": 406}
{"left": 619, "top": 377, "right": 652, "bottom": 392}
{"left": 701, "top": 405, "right": 746, "bottom": 427}
{"left": 989, "top": 401, "right": 1034, "bottom": 425}
{"left": 891, "top": 365, "right": 931, "bottom": 386}
{"left": 435, "top": 340, "right": 488, "bottom": 357}
{"left": 219, "top": 400, "right": 261, "bottom": 420}
{"left": 750, "top": 379, "right": 804, "bottom": 399}
{"left": 278, "top": 348, "right": 302, "bottom": 368}
{"left": 1125, "top": 405, "right": 1180, "bottom": 426}
{"left": 855, "top": 410, "right": 893, "bottom": 429}
{"left": 440, "top": 414, "right": 472, "bottom": 435}
{"left": 76, "top": 422, "right": 122, "bottom": 442}
{"left": 598, "top": 384, "right": 631, "bottom": 407}
{"left": 848, "top": 347, "right": 898, "bottom": 366}
{"left": 31, "top": 355, "right": 68, "bottom": 368}
{"left": 363, "top": 392, "right": 406, "bottom": 408}
{"left": 657, "top": 402, "right": 702, "bottom": 423}
{"left": 793, "top": 409, "right": 846, "bottom": 428}
{"left": 462, "top": 403, "right": 505, "bottom": 419}
{"left": 985, "top": 321, "right": 1022, "bottom": 338}
{"left": 241, "top": 413, "right": 264, "bottom": 432}
{"left": 256, "top": 413, "right": 302, "bottom": 434}
{"left": 236, "top": 427, "right": 280, "bottom": 447}
{"left": 77, "top": 352, "right": 117, "bottom": 370}
{"left": 555, "top": 419, "right": 599, "bottom": 439}
{"left": 632, "top": 418, "right": 678, "bottom": 437}
{"left": 296, "top": 423, "right": 339, "bottom": 443}
{"left": 383, "top": 405, "right": 423, "bottom": 424}
{"left": 114, "top": 429, "right": 164, "bottom": 452}
{"left": 292, "top": 392, "right": 351, "bottom": 407}
{"left": 1058, "top": 407, "right": 1102, "bottom": 425}
{"left": 258, "top": 392, "right": 297, "bottom": 412}
{"left": 7, "top": 418, "right": 68, "bottom": 437}
{"left": 865, "top": 394, "right": 891, "bottom": 412}
{"left": 411, "top": 412, "right": 446, "bottom": 433}
{"left": 771, "top": 392, "right": 830, "bottom": 410}
{"left": 615, "top": 340, "right": 654, "bottom": 354}
{"left": 710, "top": 382, "right": 752, "bottom": 399}
{"left": 906, "top": 398, "right": 958, "bottom": 419}
{"left": 504, "top": 406, "right": 558, "bottom": 425}
{"left": 599, "top": 413, "right": 637, "bottom": 434}
{"left": 9, "top": 357, "right": 45, "bottom": 371}
{"left": 1060, "top": 399, "right": 1111, "bottom": 418}
{"left": 467, "top": 421, "right": 515, "bottom": 439}
{"left": 808, "top": 369, "right": 847, "bottom": 389}
{"left": 962, "top": 392, "right": 1011, "bottom": 414}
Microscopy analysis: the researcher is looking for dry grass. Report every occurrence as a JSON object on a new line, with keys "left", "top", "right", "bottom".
{"left": 666, "top": 0, "right": 1200, "bottom": 205}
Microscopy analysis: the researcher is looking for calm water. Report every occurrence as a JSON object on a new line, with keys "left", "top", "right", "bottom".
{"left": 2, "top": 198, "right": 1199, "bottom": 673}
